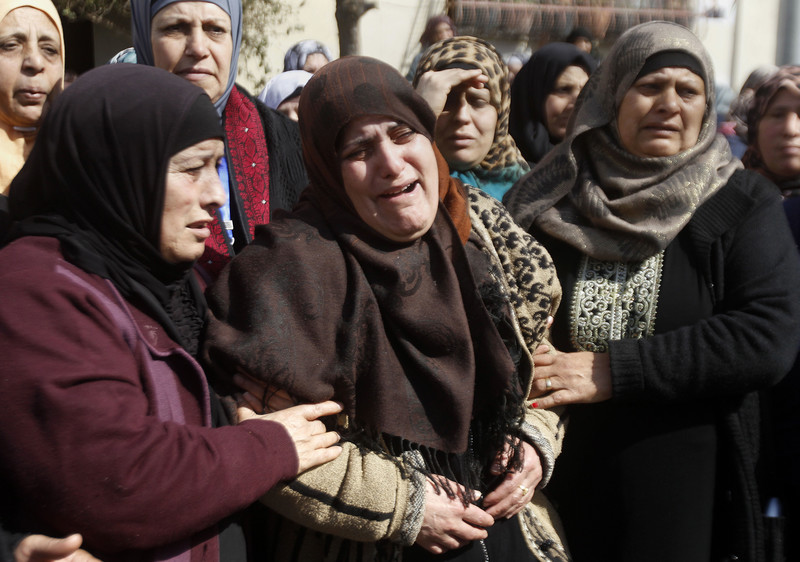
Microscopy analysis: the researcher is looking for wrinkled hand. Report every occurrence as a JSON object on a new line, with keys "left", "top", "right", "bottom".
{"left": 234, "top": 373, "right": 296, "bottom": 413}
{"left": 482, "top": 440, "right": 541, "bottom": 519}
{"left": 14, "top": 534, "right": 101, "bottom": 562}
{"left": 414, "top": 68, "right": 487, "bottom": 115}
{"left": 415, "top": 476, "right": 493, "bottom": 554}
{"left": 530, "top": 345, "right": 612, "bottom": 408}
{"left": 238, "top": 401, "right": 343, "bottom": 475}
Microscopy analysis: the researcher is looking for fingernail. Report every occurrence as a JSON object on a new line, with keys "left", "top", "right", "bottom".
{"left": 530, "top": 402, "right": 538, "bottom": 409}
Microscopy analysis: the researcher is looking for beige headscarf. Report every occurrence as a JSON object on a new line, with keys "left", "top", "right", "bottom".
{"left": 504, "top": 21, "right": 741, "bottom": 262}
{"left": 0, "top": 0, "right": 64, "bottom": 194}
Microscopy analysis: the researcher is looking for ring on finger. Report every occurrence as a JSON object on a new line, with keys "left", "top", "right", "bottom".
{"left": 519, "top": 485, "right": 530, "bottom": 496}
{"left": 545, "top": 377, "right": 552, "bottom": 390}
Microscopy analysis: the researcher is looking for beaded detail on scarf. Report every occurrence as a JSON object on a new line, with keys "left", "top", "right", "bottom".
{"left": 569, "top": 252, "right": 664, "bottom": 352}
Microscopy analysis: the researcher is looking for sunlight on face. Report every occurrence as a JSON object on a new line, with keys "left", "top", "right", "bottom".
{"left": 339, "top": 115, "right": 440, "bottom": 242}
{"left": 435, "top": 84, "right": 498, "bottom": 171}
{"left": 0, "top": 7, "right": 62, "bottom": 129}
{"left": 150, "top": 1, "right": 232, "bottom": 103}
{"left": 617, "top": 66, "right": 706, "bottom": 158}
{"left": 161, "top": 138, "right": 226, "bottom": 263}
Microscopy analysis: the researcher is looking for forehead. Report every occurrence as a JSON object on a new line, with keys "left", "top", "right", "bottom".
{"left": 153, "top": 1, "right": 230, "bottom": 21}
{"left": 0, "top": 6, "right": 58, "bottom": 34}
{"left": 556, "top": 65, "right": 589, "bottom": 84}
{"left": 768, "top": 87, "right": 800, "bottom": 109}
{"left": 339, "top": 115, "right": 400, "bottom": 142}
{"left": 450, "top": 83, "right": 492, "bottom": 100}
{"left": 170, "top": 137, "right": 225, "bottom": 161}
{"left": 637, "top": 66, "right": 704, "bottom": 84}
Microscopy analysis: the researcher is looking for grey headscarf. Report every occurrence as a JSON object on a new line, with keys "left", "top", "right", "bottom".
{"left": 283, "top": 39, "right": 333, "bottom": 72}
{"left": 130, "top": 0, "right": 242, "bottom": 115}
{"left": 504, "top": 21, "right": 741, "bottom": 262}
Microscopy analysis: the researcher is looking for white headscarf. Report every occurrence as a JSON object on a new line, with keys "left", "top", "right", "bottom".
{"left": 257, "top": 70, "right": 312, "bottom": 109}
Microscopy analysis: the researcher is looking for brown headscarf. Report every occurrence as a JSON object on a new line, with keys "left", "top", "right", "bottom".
{"left": 414, "top": 36, "right": 528, "bottom": 173}
{"left": 504, "top": 21, "right": 742, "bottom": 262}
{"left": 742, "top": 65, "right": 800, "bottom": 182}
{"left": 205, "top": 57, "right": 520, "bottom": 481}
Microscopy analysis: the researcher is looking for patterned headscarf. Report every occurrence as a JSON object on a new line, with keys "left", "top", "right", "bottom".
{"left": 130, "top": 0, "right": 242, "bottom": 115}
{"left": 414, "top": 36, "right": 528, "bottom": 173}
{"left": 742, "top": 65, "right": 800, "bottom": 181}
{"left": 504, "top": 21, "right": 741, "bottom": 262}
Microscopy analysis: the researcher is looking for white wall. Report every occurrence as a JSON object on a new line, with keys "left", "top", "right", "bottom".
{"left": 693, "top": 0, "right": 780, "bottom": 91}
{"left": 234, "top": 0, "right": 786, "bottom": 94}
{"left": 239, "top": 0, "right": 447, "bottom": 91}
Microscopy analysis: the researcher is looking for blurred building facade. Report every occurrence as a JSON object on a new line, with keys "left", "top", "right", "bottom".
{"left": 257, "top": 0, "right": 791, "bottom": 93}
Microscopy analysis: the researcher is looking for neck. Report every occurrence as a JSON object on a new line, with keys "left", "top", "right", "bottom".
{"left": 0, "top": 121, "right": 37, "bottom": 196}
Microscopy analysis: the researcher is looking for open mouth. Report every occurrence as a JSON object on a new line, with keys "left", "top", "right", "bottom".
{"left": 380, "top": 180, "right": 418, "bottom": 199}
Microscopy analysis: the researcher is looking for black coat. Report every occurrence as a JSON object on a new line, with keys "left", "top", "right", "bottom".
{"left": 540, "top": 170, "right": 800, "bottom": 562}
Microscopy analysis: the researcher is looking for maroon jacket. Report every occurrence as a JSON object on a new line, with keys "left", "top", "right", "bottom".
{"left": 0, "top": 237, "right": 298, "bottom": 561}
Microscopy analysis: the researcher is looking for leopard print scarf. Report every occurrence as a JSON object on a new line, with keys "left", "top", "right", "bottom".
{"left": 414, "top": 36, "right": 528, "bottom": 174}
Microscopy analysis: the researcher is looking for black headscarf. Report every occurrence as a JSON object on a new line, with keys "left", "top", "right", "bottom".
{"left": 509, "top": 42, "right": 595, "bottom": 165}
{"left": 8, "top": 64, "right": 223, "bottom": 355}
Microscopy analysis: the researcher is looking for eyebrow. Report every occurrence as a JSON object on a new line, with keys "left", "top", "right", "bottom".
{"left": 1, "top": 29, "right": 58, "bottom": 42}
{"left": 339, "top": 121, "right": 401, "bottom": 152}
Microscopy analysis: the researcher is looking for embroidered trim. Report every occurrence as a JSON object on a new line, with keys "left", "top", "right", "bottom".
{"left": 200, "top": 87, "right": 271, "bottom": 280}
{"left": 569, "top": 252, "right": 664, "bottom": 352}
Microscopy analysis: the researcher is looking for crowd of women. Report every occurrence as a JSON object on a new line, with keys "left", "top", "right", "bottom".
{"left": 1, "top": 1, "right": 799, "bottom": 561}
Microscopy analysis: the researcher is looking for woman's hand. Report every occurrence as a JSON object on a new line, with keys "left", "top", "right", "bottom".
{"left": 530, "top": 345, "right": 612, "bottom": 408}
{"left": 414, "top": 68, "right": 487, "bottom": 115}
{"left": 14, "top": 534, "right": 101, "bottom": 562}
{"left": 233, "top": 373, "right": 296, "bottom": 413}
{"left": 481, "top": 440, "right": 541, "bottom": 519}
{"left": 237, "top": 401, "right": 343, "bottom": 475}
{"left": 415, "top": 477, "right": 494, "bottom": 554}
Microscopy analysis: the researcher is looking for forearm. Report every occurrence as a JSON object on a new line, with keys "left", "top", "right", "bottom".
{"left": 610, "top": 187, "right": 800, "bottom": 401}
{"left": 260, "top": 442, "right": 425, "bottom": 545}
{"left": 521, "top": 405, "right": 565, "bottom": 487}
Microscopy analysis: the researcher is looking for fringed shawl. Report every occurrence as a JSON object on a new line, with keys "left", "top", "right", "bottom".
{"left": 504, "top": 21, "right": 741, "bottom": 263}
{"left": 205, "top": 57, "right": 523, "bottom": 487}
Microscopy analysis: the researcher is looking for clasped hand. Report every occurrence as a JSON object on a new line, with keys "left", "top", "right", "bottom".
{"left": 529, "top": 345, "right": 612, "bottom": 408}
{"left": 415, "top": 440, "right": 541, "bottom": 554}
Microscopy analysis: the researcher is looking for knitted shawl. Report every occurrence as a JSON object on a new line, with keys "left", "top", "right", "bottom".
{"left": 504, "top": 21, "right": 741, "bottom": 262}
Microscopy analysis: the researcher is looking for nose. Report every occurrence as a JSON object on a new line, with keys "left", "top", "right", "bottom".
{"left": 185, "top": 28, "right": 210, "bottom": 59}
{"left": 203, "top": 171, "right": 227, "bottom": 212}
{"left": 375, "top": 140, "right": 405, "bottom": 178}
{"left": 566, "top": 89, "right": 579, "bottom": 110}
{"left": 655, "top": 87, "right": 680, "bottom": 114}
{"left": 21, "top": 45, "right": 45, "bottom": 75}
{"left": 784, "top": 112, "right": 800, "bottom": 136}
{"left": 452, "top": 97, "right": 472, "bottom": 124}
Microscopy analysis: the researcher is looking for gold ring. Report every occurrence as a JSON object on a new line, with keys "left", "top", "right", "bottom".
{"left": 545, "top": 378, "right": 552, "bottom": 390}
{"left": 519, "top": 485, "right": 530, "bottom": 496}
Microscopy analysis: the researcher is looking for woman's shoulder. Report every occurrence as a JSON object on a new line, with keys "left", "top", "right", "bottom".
{"left": 0, "top": 237, "right": 103, "bottom": 290}
{"left": 724, "top": 168, "right": 783, "bottom": 200}
{"left": 235, "top": 83, "right": 301, "bottom": 138}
